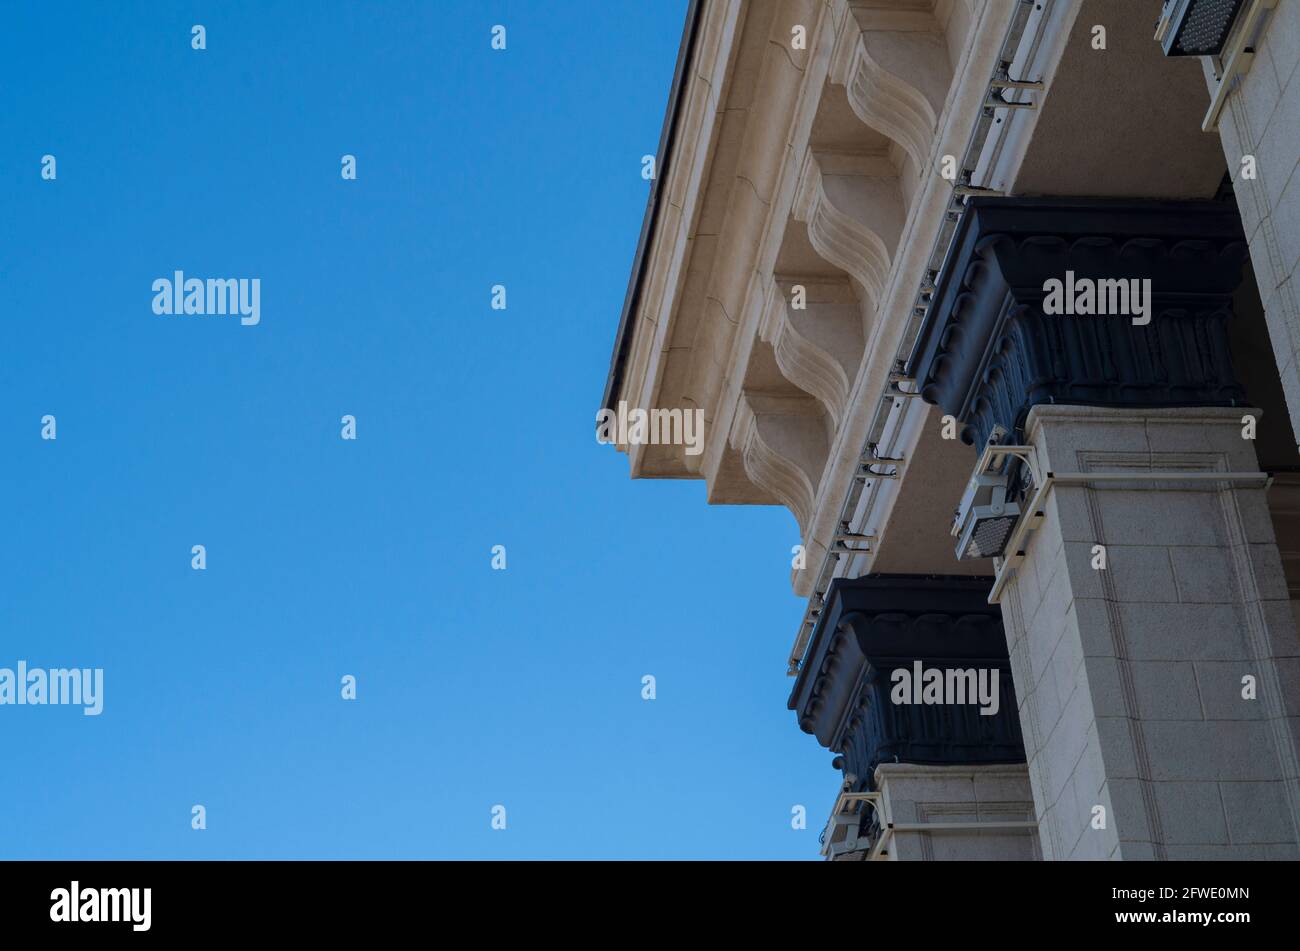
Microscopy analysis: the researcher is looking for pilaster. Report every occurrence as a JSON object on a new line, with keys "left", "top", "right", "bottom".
{"left": 1001, "top": 406, "right": 1300, "bottom": 859}
{"left": 910, "top": 195, "right": 1300, "bottom": 858}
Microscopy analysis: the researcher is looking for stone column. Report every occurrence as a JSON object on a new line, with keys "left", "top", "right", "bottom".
{"left": 1004, "top": 405, "right": 1300, "bottom": 859}
{"left": 1198, "top": 1, "right": 1300, "bottom": 446}
{"left": 789, "top": 574, "right": 1031, "bottom": 860}
{"left": 872, "top": 763, "right": 1037, "bottom": 861}
{"left": 910, "top": 197, "right": 1300, "bottom": 859}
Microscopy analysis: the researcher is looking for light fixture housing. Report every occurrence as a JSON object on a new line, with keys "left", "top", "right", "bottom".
{"left": 953, "top": 470, "right": 1022, "bottom": 560}
{"left": 1155, "top": 0, "right": 1248, "bottom": 56}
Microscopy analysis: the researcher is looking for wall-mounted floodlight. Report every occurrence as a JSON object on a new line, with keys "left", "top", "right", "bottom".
{"left": 953, "top": 471, "right": 1022, "bottom": 560}
{"left": 1155, "top": 0, "right": 1247, "bottom": 56}
{"left": 953, "top": 429, "right": 1026, "bottom": 560}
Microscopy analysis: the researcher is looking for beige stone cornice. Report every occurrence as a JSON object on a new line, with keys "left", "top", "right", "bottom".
{"left": 619, "top": 0, "right": 743, "bottom": 477}
{"left": 609, "top": 0, "right": 1018, "bottom": 596}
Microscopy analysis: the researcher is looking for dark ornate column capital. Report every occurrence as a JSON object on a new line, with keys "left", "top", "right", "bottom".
{"left": 906, "top": 198, "right": 1250, "bottom": 447}
{"left": 788, "top": 575, "right": 1024, "bottom": 791}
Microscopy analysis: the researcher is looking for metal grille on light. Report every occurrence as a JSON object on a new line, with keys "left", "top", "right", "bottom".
{"left": 1158, "top": 0, "right": 1247, "bottom": 56}
{"left": 952, "top": 467, "right": 1023, "bottom": 561}
{"left": 967, "top": 515, "right": 1019, "bottom": 559}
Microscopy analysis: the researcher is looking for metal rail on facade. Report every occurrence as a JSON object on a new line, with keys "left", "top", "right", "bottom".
{"left": 820, "top": 791, "right": 883, "bottom": 859}
{"left": 786, "top": 0, "right": 1049, "bottom": 674}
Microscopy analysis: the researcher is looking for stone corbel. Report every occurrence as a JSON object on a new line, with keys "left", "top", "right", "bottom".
{"left": 792, "top": 151, "right": 903, "bottom": 313}
{"left": 730, "top": 392, "right": 830, "bottom": 535}
{"left": 759, "top": 277, "right": 865, "bottom": 427}
{"left": 828, "top": 1, "right": 953, "bottom": 176}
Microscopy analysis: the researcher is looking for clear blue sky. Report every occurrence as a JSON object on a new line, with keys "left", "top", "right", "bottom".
{"left": 0, "top": 0, "right": 829, "bottom": 859}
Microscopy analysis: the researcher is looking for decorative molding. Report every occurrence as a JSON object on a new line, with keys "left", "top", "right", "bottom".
{"left": 908, "top": 198, "right": 1251, "bottom": 449}
{"left": 1267, "top": 473, "right": 1300, "bottom": 598}
{"left": 686, "top": 0, "right": 834, "bottom": 484}
{"left": 618, "top": 0, "right": 745, "bottom": 478}
{"left": 789, "top": 574, "right": 1025, "bottom": 791}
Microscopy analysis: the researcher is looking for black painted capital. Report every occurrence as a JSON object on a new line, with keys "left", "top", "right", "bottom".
{"left": 907, "top": 198, "right": 1249, "bottom": 447}
{"left": 788, "top": 575, "right": 1025, "bottom": 792}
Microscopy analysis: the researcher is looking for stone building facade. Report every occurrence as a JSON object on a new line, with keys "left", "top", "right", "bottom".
{"left": 601, "top": 0, "right": 1300, "bottom": 859}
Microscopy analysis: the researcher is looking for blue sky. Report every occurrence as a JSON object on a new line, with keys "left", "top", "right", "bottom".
{"left": 0, "top": 0, "right": 829, "bottom": 860}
